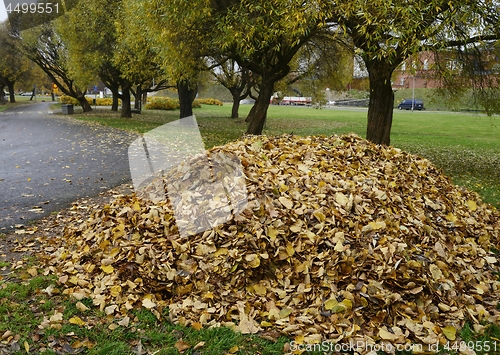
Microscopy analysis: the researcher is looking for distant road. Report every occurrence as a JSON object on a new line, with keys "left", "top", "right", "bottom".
{"left": 0, "top": 102, "right": 137, "bottom": 231}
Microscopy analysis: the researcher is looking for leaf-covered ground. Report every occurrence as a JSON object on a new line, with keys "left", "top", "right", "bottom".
{"left": 32, "top": 134, "right": 500, "bottom": 354}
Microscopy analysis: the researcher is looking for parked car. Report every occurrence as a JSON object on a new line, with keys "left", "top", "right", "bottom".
{"left": 20, "top": 92, "right": 33, "bottom": 96}
{"left": 397, "top": 99, "right": 424, "bottom": 110}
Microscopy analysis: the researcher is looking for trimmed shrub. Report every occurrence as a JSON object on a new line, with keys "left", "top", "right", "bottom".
{"left": 144, "top": 97, "right": 207, "bottom": 110}
{"left": 146, "top": 97, "right": 180, "bottom": 110}
{"left": 59, "top": 96, "right": 122, "bottom": 106}
{"left": 197, "top": 98, "right": 223, "bottom": 106}
{"left": 59, "top": 96, "right": 92, "bottom": 105}
{"left": 95, "top": 97, "right": 121, "bottom": 106}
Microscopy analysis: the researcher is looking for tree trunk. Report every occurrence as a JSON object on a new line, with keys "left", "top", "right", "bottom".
{"left": 245, "top": 81, "right": 274, "bottom": 135}
{"left": 109, "top": 85, "right": 120, "bottom": 111}
{"left": 120, "top": 86, "right": 132, "bottom": 118}
{"left": 7, "top": 83, "right": 15, "bottom": 103}
{"left": 231, "top": 90, "right": 241, "bottom": 118}
{"left": 177, "top": 80, "right": 197, "bottom": 119}
{"left": 134, "top": 86, "right": 142, "bottom": 110}
{"left": 365, "top": 59, "right": 398, "bottom": 145}
{"left": 0, "top": 85, "right": 5, "bottom": 104}
{"left": 77, "top": 94, "right": 92, "bottom": 112}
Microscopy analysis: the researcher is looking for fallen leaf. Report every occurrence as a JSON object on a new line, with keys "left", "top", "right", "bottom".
{"left": 69, "top": 316, "right": 86, "bottom": 327}
{"left": 100, "top": 265, "right": 114, "bottom": 274}
{"left": 442, "top": 325, "right": 456, "bottom": 341}
{"left": 174, "top": 339, "right": 191, "bottom": 353}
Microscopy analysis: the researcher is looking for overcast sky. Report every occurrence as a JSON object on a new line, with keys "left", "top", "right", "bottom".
{"left": 0, "top": 3, "right": 7, "bottom": 23}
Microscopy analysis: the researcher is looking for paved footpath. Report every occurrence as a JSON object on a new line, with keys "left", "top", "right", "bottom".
{"left": 0, "top": 102, "right": 137, "bottom": 231}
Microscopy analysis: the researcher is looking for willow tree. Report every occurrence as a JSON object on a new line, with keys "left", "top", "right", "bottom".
{"left": 134, "top": 0, "right": 208, "bottom": 119}
{"left": 21, "top": 24, "right": 92, "bottom": 112}
{"left": 58, "top": 0, "right": 136, "bottom": 117}
{"left": 145, "top": 0, "right": 331, "bottom": 131}
{"left": 324, "top": 0, "right": 500, "bottom": 144}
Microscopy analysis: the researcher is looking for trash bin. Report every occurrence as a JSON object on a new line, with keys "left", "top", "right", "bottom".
{"left": 62, "top": 104, "right": 74, "bottom": 114}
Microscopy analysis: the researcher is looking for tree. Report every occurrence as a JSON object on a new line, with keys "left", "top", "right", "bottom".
{"left": 210, "top": 58, "right": 253, "bottom": 118}
{"left": 59, "top": 0, "right": 135, "bottom": 117}
{"left": 323, "top": 0, "right": 500, "bottom": 145}
{"left": 145, "top": 0, "right": 332, "bottom": 129}
{"left": 116, "top": 0, "right": 173, "bottom": 112}
{"left": 20, "top": 24, "right": 92, "bottom": 112}
{"left": 0, "top": 22, "right": 28, "bottom": 103}
{"left": 210, "top": 0, "right": 331, "bottom": 134}
{"left": 138, "top": 0, "right": 209, "bottom": 119}
{"left": 274, "top": 32, "right": 354, "bottom": 104}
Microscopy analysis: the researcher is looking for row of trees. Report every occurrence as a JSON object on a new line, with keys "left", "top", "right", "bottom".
{"left": 2, "top": 0, "right": 499, "bottom": 145}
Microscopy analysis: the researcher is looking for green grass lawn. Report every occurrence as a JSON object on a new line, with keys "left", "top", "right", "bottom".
{"left": 72, "top": 103, "right": 500, "bottom": 208}
{"left": 1, "top": 101, "right": 497, "bottom": 354}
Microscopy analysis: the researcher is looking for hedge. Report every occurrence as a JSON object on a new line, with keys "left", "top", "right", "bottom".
{"left": 59, "top": 96, "right": 121, "bottom": 106}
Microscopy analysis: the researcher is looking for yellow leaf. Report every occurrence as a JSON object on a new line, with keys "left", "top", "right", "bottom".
{"left": 108, "top": 323, "right": 118, "bottom": 330}
{"left": 108, "top": 247, "right": 121, "bottom": 258}
{"left": 286, "top": 242, "right": 295, "bottom": 256}
{"left": 191, "top": 322, "right": 203, "bottom": 331}
{"left": 429, "top": 264, "right": 444, "bottom": 280}
{"left": 253, "top": 283, "right": 267, "bottom": 296}
{"left": 110, "top": 285, "right": 122, "bottom": 297}
{"left": 76, "top": 302, "right": 89, "bottom": 312}
{"left": 466, "top": 200, "right": 477, "bottom": 211}
{"left": 279, "top": 308, "right": 293, "bottom": 319}
{"left": 71, "top": 340, "right": 83, "bottom": 349}
{"left": 202, "top": 292, "right": 214, "bottom": 300}
{"left": 132, "top": 200, "right": 141, "bottom": 211}
{"left": 313, "top": 209, "right": 325, "bottom": 222}
{"left": 228, "top": 345, "right": 239, "bottom": 353}
{"left": 267, "top": 227, "right": 278, "bottom": 242}
{"left": 445, "top": 213, "right": 457, "bottom": 222}
{"left": 214, "top": 248, "right": 228, "bottom": 257}
{"left": 324, "top": 298, "right": 338, "bottom": 310}
{"left": 69, "top": 316, "right": 86, "bottom": 327}
{"left": 294, "top": 334, "right": 305, "bottom": 344}
{"left": 100, "top": 265, "right": 114, "bottom": 274}
{"left": 340, "top": 299, "right": 353, "bottom": 309}
{"left": 24, "top": 340, "right": 29, "bottom": 353}
{"left": 442, "top": 325, "right": 456, "bottom": 341}
{"left": 26, "top": 267, "right": 37, "bottom": 277}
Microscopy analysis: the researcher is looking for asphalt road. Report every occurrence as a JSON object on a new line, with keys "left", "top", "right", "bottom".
{"left": 0, "top": 102, "right": 137, "bottom": 231}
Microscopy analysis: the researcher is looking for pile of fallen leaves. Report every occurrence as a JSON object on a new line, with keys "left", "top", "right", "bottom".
{"left": 39, "top": 134, "right": 500, "bottom": 353}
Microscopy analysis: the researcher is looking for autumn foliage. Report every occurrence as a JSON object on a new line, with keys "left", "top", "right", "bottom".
{"left": 39, "top": 134, "right": 500, "bottom": 351}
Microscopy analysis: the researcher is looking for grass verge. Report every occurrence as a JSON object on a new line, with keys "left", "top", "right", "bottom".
{"left": 1, "top": 259, "right": 499, "bottom": 354}
{"left": 0, "top": 262, "right": 290, "bottom": 354}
